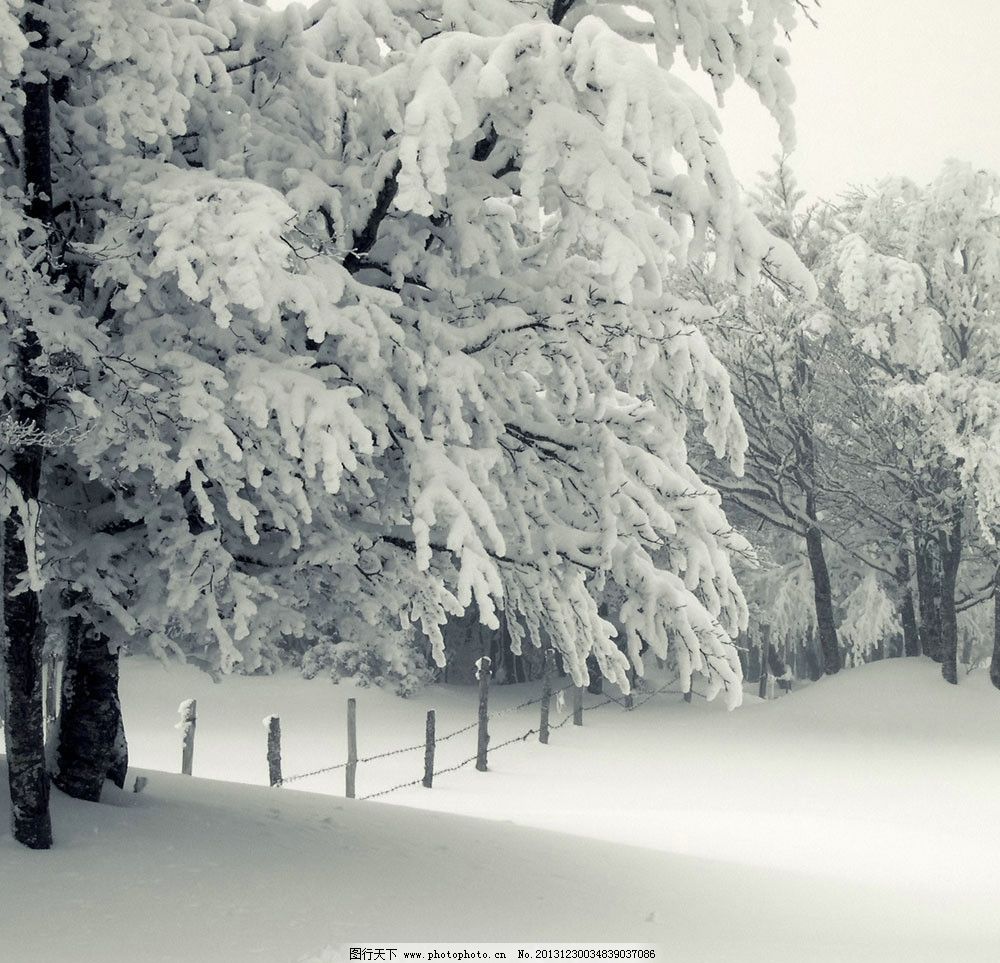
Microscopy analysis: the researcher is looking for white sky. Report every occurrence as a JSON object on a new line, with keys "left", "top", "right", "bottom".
{"left": 680, "top": 0, "right": 1000, "bottom": 199}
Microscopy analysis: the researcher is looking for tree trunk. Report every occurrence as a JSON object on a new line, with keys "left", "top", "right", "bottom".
{"left": 897, "top": 543, "right": 921, "bottom": 657}
{"left": 803, "top": 511, "right": 840, "bottom": 675}
{"left": 747, "top": 639, "right": 761, "bottom": 684}
{"left": 793, "top": 359, "right": 839, "bottom": 676}
{"left": 914, "top": 531, "right": 943, "bottom": 661}
{"left": 758, "top": 626, "right": 772, "bottom": 699}
{"left": 585, "top": 653, "right": 603, "bottom": 694}
{"left": 53, "top": 617, "right": 128, "bottom": 801}
{"left": 900, "top": 593, "right": 919, "bottom": 658}
{"left": 938, "top": 515, "right": 963, "bottom": 686}
{"left": 801, "top": 628, "right": 822, "bottom": 681}
{"left": 2, "top": 541, "right": 51, "bottom": 848}
{"left": 2, "top": 0, "right": 54, "bottom": 849}
{"left": 990, "top": 565, "right": 1000, "bottom": 691}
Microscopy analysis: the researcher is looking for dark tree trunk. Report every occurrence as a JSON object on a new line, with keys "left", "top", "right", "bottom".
{"left": 938, "top": 515, "right": 963, "bottom": 686}
{"left": 2, "top": 0, "right": 54, "bottom": 850}
{"left": 804, "top": 629, "right": 823, "bottom": 681}
{"left": 792, "top": 353, "right": 839, "bottom": 675}
{"left": 2, "top": 539, "right": 51, "bottom": 848}
{"left": 585, "top": 654, "right": 603, "bottom": 694}
{"left": 897, "top": 544, "right": 921, "bottom": 657}
{"left": 54, "top": 617, "right": 128, "bottom": 801}
{"left": 803, "top": 507, "right": 840, "bottom": 675}
{"left": 736, "top": 631, "right": 750, "bottom": 679}
{"left": 914, "top": 532, "right": 943, "bottom": 661}
{"left": 900, "top": 592, "right": 920, "bottom": 657}
{"left": 758, "top": 625, "right": 776, "bottom": 698}
{"left": 990, "top": 565, "right": 1000, "bottom": 691}
{"left": 746, "top": 639, "right": 760, "bottom": 684}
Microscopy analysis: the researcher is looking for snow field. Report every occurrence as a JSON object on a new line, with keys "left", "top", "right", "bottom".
{"left": 4, "top": 656, "right": 1000, "bottom": 962}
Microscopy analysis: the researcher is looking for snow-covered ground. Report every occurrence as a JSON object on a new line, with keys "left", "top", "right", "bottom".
{"left": 4, "top": 657, "right": 1000, "bottom": 962}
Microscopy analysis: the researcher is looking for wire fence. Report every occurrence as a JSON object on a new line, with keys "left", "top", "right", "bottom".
{"left": 271, "top": 673, "right": 681, "bottom": 799}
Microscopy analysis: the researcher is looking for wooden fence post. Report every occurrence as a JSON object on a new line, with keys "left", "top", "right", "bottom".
{"left": 178, "top": 699, "right": 196, "bottom": 776}
{"left": 624, "top": 665, "right": 635, "bottom": 709}
{"left": 346, "top": 698, "right": 358, "bottom": 798}
{"left": 265, "top": 715, "right": 282, "bottom": 787}
{"left": 423, "top": 709, "right": 435, "bottom": 788}
{"left": 476, "top": 656, "right": 491, "bottom": 771}
{"left": 539, "top": 649, "right": 555, "bottom": 744}
{"left": 573, "top": 684, "right": 583, "bottom": 726}
{"left": 759, "top": 624, "right": 772, "bottom": 700}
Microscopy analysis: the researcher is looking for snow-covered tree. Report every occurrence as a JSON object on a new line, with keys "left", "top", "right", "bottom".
{"left": 688, "top": 159, "right": 861, "bottom": 674}
{"left": 736, "top": 531, "right": 820, "bottom": 679}
{"left": 1, "top": 0, "right": 814, "bottom": 846}
{"left": 690, "top": 159, "right": 986, "bottom": 678}
{"left": 827, "top": 161, "right": 1000, "bottom": 684}
{"left": 1, "top": 0, "right": 55, "bottom": 850}
{"left": 838, "top": 572, "right": 901, "bottom": 666}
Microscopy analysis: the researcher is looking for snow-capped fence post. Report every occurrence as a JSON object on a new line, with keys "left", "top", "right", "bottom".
{"left": 476, "top": 656, "right": 491, "bottom": 772}
{"left": 178, "top": 699, "right": 196, "bottom": 776}
{"left": 423, "top": 710, "right": 435, "bottom": 788}
{"left": 346, "top": 698, "right": 358, "bottom": 798}
{"left": 759, "top": 624, "right": 772, "bottom": 700}
{"left": 624, "top": 665, "right": 635, "bottom": 709}
{"left": 539, "top": 649, "right": 555, "bottom": 744}
{"left": 265, "top": 715, "right": 282, "bottom": 787}
{"left": 573, "top": 684, "right": 583, "bottom": 726}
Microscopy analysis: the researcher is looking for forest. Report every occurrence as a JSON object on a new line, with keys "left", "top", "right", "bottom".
{"left": 1, "top": 3, "right": 999, "bottom": 957}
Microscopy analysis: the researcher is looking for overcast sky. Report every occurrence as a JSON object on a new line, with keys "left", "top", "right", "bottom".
{"left": 683, "top": 0, "right": 1000, "bottom": 200}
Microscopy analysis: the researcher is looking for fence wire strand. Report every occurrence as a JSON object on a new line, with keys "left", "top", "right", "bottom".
{"left": 278, "top": 718, "right": 478, "bottom": 786}
{"left": 279, "top": 673, "right": 681, "bottom": 790}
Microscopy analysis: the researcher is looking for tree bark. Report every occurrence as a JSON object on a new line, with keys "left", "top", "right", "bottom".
{"left": 900, "top": 592, "right": 919, "bottom": 658}
{"left": 2, "top": 0, "right": 54, "bottom": 849}
{"left": 803, "top": 628, "right": 823, "bottom": 681}
{"left": 897, "top": 544, "right": 920, "bottom": 657}
{"left": 990, "top": 565, "right": 1000, "bottom": 691}
{"left": 585, "top": 653, "right": 603, "bottom": 694}
{"left": 758, "top": 626, "right": 772, "bottom": 699}
{"left": 746, "top": 638, "right": 760, "bottom": 684}
{"left": 53, "top": 617, "right": 128, "bottom": 802}
{"left": 914, "top": 531, "right": 943, "bottom": 662}
{"left": 938, "top": 514, "right": 963, "bottom": 686}
{"left": 2, "top": 537, "right": 51, "bottom": 847}
{"left": 803, "top": 504, "right": 840, "bottom": 675}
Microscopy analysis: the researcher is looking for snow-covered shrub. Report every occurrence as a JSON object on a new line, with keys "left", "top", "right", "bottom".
{"left": 301, "top": 636, "right": 435, "bottom": 697}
